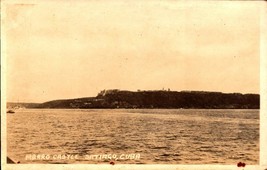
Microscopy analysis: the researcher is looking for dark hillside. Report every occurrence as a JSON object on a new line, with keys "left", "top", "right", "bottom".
{"left": 30, "top": 89, "right": 259, "bottom": 109}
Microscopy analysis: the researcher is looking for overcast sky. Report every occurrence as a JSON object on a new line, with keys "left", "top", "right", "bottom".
{"left": 4, "top": 1, "right": 260, "bottom": 103}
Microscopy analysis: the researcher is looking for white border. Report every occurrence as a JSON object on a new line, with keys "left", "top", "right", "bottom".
{"left": 260, "top": 1, "right": 267, "bottom": 168}
{"left": 1, "top": 1, "right": 266, "bottom": 170}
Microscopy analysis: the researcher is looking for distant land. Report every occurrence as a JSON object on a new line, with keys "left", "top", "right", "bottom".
{"left": 7, "top": 89, "right": 260, "bottom": 109}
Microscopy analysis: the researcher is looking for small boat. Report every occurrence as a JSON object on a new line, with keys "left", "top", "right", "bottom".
{"left": 7, "top": 110, "right": 15, "bottom": 114}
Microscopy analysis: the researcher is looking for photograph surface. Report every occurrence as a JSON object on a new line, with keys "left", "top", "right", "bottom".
{"left": 2, "top": 1, "right": 263, "bottom": 167}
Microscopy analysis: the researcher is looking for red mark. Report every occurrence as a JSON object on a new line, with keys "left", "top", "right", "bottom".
{"left": 237, "top": 162, "right": 246, "bottom": 167}
{"left": 110, "top": 161, "right": 115, "bottom": 165}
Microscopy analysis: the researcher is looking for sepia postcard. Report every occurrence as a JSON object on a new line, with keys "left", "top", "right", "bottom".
{"left": 1, "top": 1, "right": 267, "bottom": 170}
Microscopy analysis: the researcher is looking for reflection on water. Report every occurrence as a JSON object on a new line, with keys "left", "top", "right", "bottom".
{"left": 7, "top": 109, "right": 259, "bottom": 164}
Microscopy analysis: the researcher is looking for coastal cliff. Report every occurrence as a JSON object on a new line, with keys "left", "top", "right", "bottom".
{"left": 29, "top": 89, "right": 259, "bottom": 109}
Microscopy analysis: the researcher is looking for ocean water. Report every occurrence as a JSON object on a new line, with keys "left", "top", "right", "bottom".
{"left": 7, "top": 109, "right": 259, "bottom": 164}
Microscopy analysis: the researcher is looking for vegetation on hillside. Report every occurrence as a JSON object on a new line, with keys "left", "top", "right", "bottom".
{"left": 25, "top": 89, "right": 260, "bottom": 109}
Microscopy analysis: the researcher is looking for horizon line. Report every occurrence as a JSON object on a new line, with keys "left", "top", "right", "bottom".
{"left": 6, "top": 89, "right": 260, "bottom": 104}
